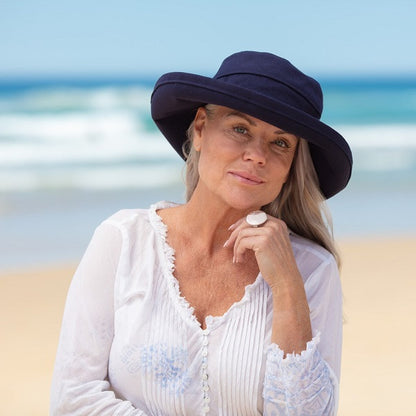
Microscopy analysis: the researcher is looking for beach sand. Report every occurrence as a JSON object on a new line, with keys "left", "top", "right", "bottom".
{"left": 0, "top": 237, "right": 415, "bottom": 415}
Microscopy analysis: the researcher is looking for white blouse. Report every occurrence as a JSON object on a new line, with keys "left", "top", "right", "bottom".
{"left": 51, "top": 201, "right": 342, "bottom": 416}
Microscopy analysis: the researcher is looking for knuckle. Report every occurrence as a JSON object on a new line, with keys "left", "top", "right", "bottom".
{"left": 270, "top": 218, "right": 287, "bottom": 232}
{"left": 263, "top": 227, "right": 274, "bottom": 238}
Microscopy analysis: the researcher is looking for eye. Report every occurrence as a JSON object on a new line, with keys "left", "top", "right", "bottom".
{"left": 233, "top": 125, "right": 248, "bottom": 135}
{"left": 272, "top": 138, "right": 289, "bottom": 148}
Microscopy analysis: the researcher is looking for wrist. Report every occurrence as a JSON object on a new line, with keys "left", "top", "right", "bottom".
{"left": 269, "top": 273, "right": 305, "bottom": 299}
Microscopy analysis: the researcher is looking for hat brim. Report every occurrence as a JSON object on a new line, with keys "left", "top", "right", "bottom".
{"left": 151, "top": 72, "right": 352, "bottom": 199}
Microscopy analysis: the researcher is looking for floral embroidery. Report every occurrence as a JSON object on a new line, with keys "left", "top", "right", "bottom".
{"left": 263, "top": 336, "right": 335, "bottom": 415}
{"left": 120, "top": 344, "right": 142, "bottom": 374}
{"left": 121, "top": 343, "right": 191, "bottom": 395}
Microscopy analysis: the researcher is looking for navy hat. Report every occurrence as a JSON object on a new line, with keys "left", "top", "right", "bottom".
{"left": 151, "top": 51, "right": 352, "bottom": 198}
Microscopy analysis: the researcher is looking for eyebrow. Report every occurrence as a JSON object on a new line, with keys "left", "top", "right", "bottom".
{"left": 225, "top": 110, "right": 291, "bottom": 136}
{"left": 225, "top": 110, "right": 257, "bottom": 126}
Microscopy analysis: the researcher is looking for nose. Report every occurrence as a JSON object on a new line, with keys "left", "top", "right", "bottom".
{"left": 243, "top": 138, "right": 267, "bottom": 165}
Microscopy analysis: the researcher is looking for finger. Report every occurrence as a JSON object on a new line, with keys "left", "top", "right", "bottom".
{"left": 233, "top": 227, "right": 268, "bottom": 263}
{"left": 224, "top": 215, "right": 267, "bottom": 248}
{"left": 233, "top": 220, "right": 290, "bottom": 264}
{"left": 228, "top": 217, "right": 245, "bottom": 231}
{"left": 223, "top": 218, "right": 249, "bottom": 247}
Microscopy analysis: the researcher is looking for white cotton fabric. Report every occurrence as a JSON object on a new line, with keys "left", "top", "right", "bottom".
{"left": 50, "top": 201, "right": 343, "bottom": 416}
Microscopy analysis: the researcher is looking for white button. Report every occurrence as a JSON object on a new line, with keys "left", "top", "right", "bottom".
{"left": 203, "top": 384, "right": 210, "bottom": 392}
{"left": 202, "top": 405, "right": 210, "bottom": 413}
{"left": 202, "top": 347, "right": 208, "bottom": 357}
{"left": 201, "top": 373, "right": 208, "bottom": 381}
{"left": 204, "top": 396, "right": 211, "bottom": 403}
{"left": 202, "top": 337, "right": 209, "bottom": 346}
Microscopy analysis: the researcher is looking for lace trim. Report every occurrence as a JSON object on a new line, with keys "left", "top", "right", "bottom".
{"left": 148, "top": 201, "right": 199, "bottom": 328}
{"left": 148, "top": 201, "right": 177, "bottom": 276}
{"left": 263, "top": 333, "right": 335, "bottom": 415}
{"left": 147, "top": 201, "right": 263, "bottom": 329}
{"left": 266, "top": 332, "right": 320, "bottom": 365}
{"left": 218, "top": 274, "right": 263, "bottom": 320}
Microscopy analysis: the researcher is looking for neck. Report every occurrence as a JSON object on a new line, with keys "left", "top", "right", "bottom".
{"left": 179, "top": 185, "right": 257, "bottom": 253}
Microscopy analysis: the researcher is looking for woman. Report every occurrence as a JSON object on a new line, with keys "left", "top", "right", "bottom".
{"left": 51, "top": 51, "right": 352, "bottom": 415}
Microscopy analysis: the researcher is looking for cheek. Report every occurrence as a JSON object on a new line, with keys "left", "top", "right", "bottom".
{"left": 282, "top": 165, "right": 292, "bottom": 183}
{"left": 279, "top": 153, "right": 296, "bottom": 182}
{"left": 271, "top": 179, "right": 285, "bottom": 197}
{"left": 197, "top": 152, "right": 209, "bottom": 178}
{"left": 197, "top": 145, "right": 220, "bottom": 183}
{"left": 198, "top": 131, "right": 237, "bottom": 165}
{"left": 267, "top": 157, "right": 295, "bottom": 198}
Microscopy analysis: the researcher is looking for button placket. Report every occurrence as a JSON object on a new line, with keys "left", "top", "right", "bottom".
{"left": 201, "top": 328, "right": 211, "bottom": 415}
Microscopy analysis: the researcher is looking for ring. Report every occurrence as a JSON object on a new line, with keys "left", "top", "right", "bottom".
{"left": 246, "top": 210, "right": 267, "bottom": 227}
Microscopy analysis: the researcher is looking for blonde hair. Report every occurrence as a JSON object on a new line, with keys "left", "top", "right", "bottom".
{"left": 183, "top": 105, "right": 340, "bottom": 267}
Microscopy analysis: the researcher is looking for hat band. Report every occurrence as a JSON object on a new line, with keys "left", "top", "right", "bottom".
{"left": 215, "top": 72, "right": 322, "bottom": 118}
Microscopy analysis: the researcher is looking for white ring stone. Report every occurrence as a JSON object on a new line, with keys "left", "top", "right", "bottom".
{"left": 246, "top": 210, "right": 267, "bottom": 227}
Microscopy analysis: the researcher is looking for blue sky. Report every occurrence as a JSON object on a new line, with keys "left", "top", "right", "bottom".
{"left": 1, "top": 0, "right": 415, "bottom": 78}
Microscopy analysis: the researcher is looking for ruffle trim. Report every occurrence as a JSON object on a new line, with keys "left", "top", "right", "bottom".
{"left": 266, "top": 332, "right": 321, "bottom": 365}
{"left": 147, "top": 201, "right": 264, "bottom": 329}
{"left": 263, "top": 332, "right": 335, "bottom": 413}
{"left": 148, "top": 201, "right": 199, "bottom": 328}
{"left": 148, "top": 201, "right": 177, "bottom": 275}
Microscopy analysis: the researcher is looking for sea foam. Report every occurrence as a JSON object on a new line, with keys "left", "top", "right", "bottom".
{"left": 1, "top": 82, "right": 415, "bottom": 191}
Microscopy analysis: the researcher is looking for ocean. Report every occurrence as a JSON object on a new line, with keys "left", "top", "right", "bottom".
{"left": 1, "top": 77, "right": 415, "bottom": 269}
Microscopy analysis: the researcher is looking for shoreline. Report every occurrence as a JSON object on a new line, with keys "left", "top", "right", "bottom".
{"left": 1, "top": 236, "right": 415, "bottom": 415}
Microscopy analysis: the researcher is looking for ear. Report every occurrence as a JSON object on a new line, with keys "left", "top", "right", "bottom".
{"left": 192, "top": 107, "right": 207, "bottom": 152}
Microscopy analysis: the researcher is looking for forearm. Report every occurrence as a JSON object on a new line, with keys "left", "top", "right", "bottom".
{"left": 264, "top": 252, "right": 342, "bottom": 416}
{"left": 270, "top": 274, "right": 312, "bottom": 355}
{"left": 264, "top": 276, "right": 338, "bottom": 414}
{"left": 50, "top": 379, "right": 147, "bottom": 416}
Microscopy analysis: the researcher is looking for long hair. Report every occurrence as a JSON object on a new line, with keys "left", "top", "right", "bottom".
{"left": 182, "top": 105, "right": 340, "bottom": 267}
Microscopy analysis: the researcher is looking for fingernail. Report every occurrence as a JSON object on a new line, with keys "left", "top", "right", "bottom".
{"left": 228, "top": 223, "right": 237, "bottom": 231}
{"left": 223, "top": 239, "right": 229, "bottom": 248}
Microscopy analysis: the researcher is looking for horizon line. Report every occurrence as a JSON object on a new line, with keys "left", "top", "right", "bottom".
{"left": 0, "top": 72, "right": 416, "bottom": 89}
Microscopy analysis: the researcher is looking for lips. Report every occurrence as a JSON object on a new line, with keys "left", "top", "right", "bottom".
{"left": 229, "top": 170, "right": 265, "bottom": 185}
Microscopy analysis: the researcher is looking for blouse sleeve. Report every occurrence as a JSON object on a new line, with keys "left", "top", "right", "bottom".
{"left": 50, "top": 221, "right": 149, "bottom": 416}
{"left": 262, "top": 256, "right": 342, "bottom": 416}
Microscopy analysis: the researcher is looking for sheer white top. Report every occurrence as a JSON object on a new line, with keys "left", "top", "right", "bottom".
{"left": 51, "top": 201, "right": 342, "bottom": 415}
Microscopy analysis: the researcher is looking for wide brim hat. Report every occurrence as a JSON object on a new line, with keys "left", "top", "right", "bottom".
{"left": 151, "top": 51, "right": 352, "bottom": 199}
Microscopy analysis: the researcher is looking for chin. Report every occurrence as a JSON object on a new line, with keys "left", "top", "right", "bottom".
{"left": 223, "top": 196, "right": 270, "bottom": 213}
{"left": 213, "top": 185, "right": 278, "bottom": 212}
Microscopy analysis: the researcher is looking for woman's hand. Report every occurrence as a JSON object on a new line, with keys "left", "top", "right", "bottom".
{"left": 224, "top": 213, "right": 312, "bottom": 354}
{"left": 224, "top": 214, "right": 298, "bottom": 290}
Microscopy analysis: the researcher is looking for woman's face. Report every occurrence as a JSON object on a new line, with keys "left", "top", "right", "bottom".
{"left": 192, "top": 105, "right": 299, "bottom": 211}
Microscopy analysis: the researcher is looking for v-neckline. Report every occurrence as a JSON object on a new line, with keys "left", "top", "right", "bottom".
{"left": 148, "top": 201, "right": 263, "bottom": 331}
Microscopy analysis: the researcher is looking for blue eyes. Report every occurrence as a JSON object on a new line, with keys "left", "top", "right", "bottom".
{"left": 272, "top": 139, "right": 289, "bottom": 148}
{"left": 233, "top": 126, "right": 248, "bottom": 135}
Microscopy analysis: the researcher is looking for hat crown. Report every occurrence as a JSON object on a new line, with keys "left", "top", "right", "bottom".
{"left": 213, "top": 51, "right": 323, "bottom": 118}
